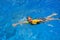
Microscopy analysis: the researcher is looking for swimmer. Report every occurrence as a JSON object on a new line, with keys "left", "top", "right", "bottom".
{"left": 12, "top": 13, "right": 60, "bottom": 26}
{"left": 23, "top": 13, "right": 60, "bottom": 25}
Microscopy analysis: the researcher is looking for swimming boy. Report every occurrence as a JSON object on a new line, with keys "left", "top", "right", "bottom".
{"left": 12, "top": 13, "right": 60, "bottom": 26}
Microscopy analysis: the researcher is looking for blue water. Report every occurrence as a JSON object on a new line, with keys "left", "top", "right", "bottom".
{"left": 0, "top": 0, "right": 60, "bottom": 40}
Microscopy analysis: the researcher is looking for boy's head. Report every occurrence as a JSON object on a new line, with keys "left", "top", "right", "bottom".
{"left": 27, "top": 16, "right": 32, "bottom": 22}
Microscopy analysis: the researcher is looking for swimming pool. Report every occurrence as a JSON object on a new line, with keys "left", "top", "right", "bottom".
{"left": 0, "top": 0, "right": 60, "bottom": 40}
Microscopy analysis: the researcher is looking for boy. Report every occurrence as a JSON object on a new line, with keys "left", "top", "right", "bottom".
{"left": 12, "top": 13, "right": 60, "bottom": 26}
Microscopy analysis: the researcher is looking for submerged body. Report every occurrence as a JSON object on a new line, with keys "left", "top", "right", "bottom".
{"left": 27, "top": 17, "right": 43, "bottom": 25}
{"left": 31, "top": 19, "right": 42, "bottom": 24}
{"left": 26, "top": 19, "right": 43, "bottom": 25}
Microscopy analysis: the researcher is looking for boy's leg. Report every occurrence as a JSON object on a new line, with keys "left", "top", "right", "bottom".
{"left": 46, "top": 13, "right": 57, "bottom": 19}
{"left": 48, "top": 18, "right": 60, "bottom": 20}
{"left": 44, "top": 18, "right": 60, "bottom": 22}
{"left": 45, "top": 13, "right": 58, "bottom": 21}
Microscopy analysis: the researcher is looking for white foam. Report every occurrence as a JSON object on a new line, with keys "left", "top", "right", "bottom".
{"left": 48, "top": 24, "right": 54, "bottom": 27}
{"left": 52, "top": 13, "right": 57, "bottom": 15}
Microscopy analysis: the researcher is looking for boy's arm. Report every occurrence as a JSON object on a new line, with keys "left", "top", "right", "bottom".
{"left": 19, "top": 21, "right": 29, "bottom": 24}
{"left": 12, "top": 21, "right": 29, "bottom": 27}
{"left": 23, "top": 21, "right": 29, "bottom": 24}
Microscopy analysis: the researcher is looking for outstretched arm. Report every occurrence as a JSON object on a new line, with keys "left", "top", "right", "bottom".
{"left": 12, "top": 23, "right": 19, "bottom": 27}
{"left": 19, "top": 21, "right": 29, "bottom": 24}
{"left": 12, "top": 21, "right": 29, "bottom": 27}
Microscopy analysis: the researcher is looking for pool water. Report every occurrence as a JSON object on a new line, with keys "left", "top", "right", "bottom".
{"left": 0, "top": 0, "right": 60, "bottom": 40}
